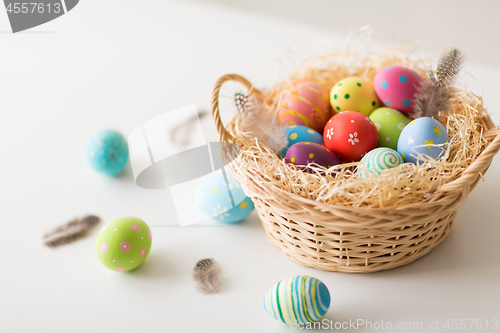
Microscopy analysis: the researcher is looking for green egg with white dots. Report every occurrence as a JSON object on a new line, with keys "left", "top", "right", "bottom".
{"left": 96, "top": 217, "right": 152, "bottom": 272}
{"left": 369, "top": 107, "right": 410, "bottom": 150}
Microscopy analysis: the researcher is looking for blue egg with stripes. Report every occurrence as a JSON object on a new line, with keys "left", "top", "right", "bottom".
{"left": 263, "top": 275, "right": 331, "bottom": 325}
{"left": 279, "top": 125, "right": 324, "bottom": 157}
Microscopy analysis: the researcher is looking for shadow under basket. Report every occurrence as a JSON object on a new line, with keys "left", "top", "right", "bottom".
{"left": 210, "top": 73, "right": 500, "bottom": 273}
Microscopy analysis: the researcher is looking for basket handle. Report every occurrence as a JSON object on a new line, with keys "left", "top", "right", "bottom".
{"left": 210, "top": 73, "right": 261, "bottom": 142}
{"left": 438, "top": 126, "right": 500, "bottom": 193}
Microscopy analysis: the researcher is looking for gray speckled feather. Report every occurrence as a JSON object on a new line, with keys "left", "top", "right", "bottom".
{"left": 414, "top": 48, "right": 466, "bottom": 119}
{"left": 193, "top": 258, "right": 222, "bottom": 294}
{"left": 235, "top": 92, "right": 288, "bottom": 152}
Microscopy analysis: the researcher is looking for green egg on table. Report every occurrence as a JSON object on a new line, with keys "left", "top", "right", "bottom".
{"left": 368, "top": 107, "right": 409, "bottom": 150}
{"left": 96, "top": 217, "right": 152, "bottom": 272}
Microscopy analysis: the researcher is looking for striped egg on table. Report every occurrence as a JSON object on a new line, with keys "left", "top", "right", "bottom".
{"left": 358, "top": 147, "right": 404, "bottom": 178}
{"left": 278, "top": 82, "right": 331, "bottom": 133}
{"left": 374, "top": 66, "right": 423, "bottom": 114}
{"left": 368, "top": 107, "right": 410, "bottom": 150}
{"left": 195, "top": 171, "right": 255, "bottom": 223}
{"left": 285, "top": 142, "right": 342, "bottom": 174}
{"left": 96, "top": 217, "right": 152, "bottom": 272}
{"left": 264, "top": 275, "right": 331, "bottom": 326}
{"left": 279, "top": 125, "right": 324, "bottom": 157}
{"left": 329, "top": 76, "right": 381, "bottom": 116}
{"left": 397, "top": 117, "right": 449, "bottom": 164}
{"left": 323, "top": 111, "right": 378, "bottom": 162}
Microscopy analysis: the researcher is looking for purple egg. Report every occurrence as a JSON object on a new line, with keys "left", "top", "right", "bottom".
{"left": 285, "top": 142, "right": 342, "bottom": 174}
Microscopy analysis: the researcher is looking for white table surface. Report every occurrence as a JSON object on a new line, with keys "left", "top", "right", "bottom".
{"left": 1, "top": 1, "right": 499, "bottom": 332}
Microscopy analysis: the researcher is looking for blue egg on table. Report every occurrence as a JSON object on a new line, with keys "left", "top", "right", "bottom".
{"left": 87, "top": 130, "right": 129, "bottom": 176}
{"left": 397, "top": 117, "right": 448, "bottom": 164}
{"left": 279, "top": 125, "right": 324, "bottom": 157}
{"left": 264, "top": 275, "right": 331, "bottom": 326}
{"left": 195, "top": 171, "right": 255, "bottom": 223}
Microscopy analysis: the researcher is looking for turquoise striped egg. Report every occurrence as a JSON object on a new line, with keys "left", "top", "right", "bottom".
{"left": 263, "top": 276, "right": 331, "bottom": 326}
{"left": 358, "top": 147, "right": 403, "bottom": 178}
{"left": 279, "top": 125, "right": 324, "bottom": 157}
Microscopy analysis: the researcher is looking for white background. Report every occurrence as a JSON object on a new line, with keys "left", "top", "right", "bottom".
{"left": 0, "top": 1, "right": 499, "bottom": 332}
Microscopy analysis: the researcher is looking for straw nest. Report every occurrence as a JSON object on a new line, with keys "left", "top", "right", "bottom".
{"left": 223, "top": 47, "right": 494, "bottom": 209}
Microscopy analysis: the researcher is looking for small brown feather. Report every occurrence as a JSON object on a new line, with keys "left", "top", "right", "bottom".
{"left": 43, "top": 215, "right": 100, "bottom": 247}
{"left": 413, "top": 80, "right": 453, "bottom": 119}
{"left": 235, "top": 92, "right": 289, "bottom": 153}
{"left": 193, "top": 258, "right": 222, "bottom": 294}
{"left": 413, "top": 48, "right": 466, "bottom": 119}
{"left": 435, "top": 48, "right": 466, "bottom": 87}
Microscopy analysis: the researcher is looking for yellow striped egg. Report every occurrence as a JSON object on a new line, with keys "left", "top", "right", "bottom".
{"left": 264, "top": 276, "right": 331, "bottom": 325}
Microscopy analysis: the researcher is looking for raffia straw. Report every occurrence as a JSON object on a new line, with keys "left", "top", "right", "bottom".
{"left": 225, "top": 48, "right": 491, "bottom": 209}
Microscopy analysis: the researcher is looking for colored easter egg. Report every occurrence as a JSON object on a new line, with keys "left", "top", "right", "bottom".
{"left": 368, "top": 107, "right": 410, "bottom": 150}
{"left": 397, "top": 117, "right": 449, "bottom": 164}
{"left": 358, "top": 147, "right": 404, "bottom": 178}
{"left": 96, "top": 217, "right": 152, "bottom": 272}
{"left": 196, "top": 171, "right": 255, "bottom": 223}
{"left": 264, "top": 275, "right": 331, "bottom": 326}
{"left": 87, "top": 130, "right": 129, "bottom": 176}
{"left": 329, "top": 76, "right": 381, "bottom": 116}
{"left": 278, "top": 82, "right": 331, "bottom": 133}
{"left": 323, "top": 111, "right": 378, "bottom": 162}
{"left": 280, "top": 125, "right": 324, "bottom": 157}
{"left": 285, "top": 142, "right": 342, "bottom": 173}
{"left": 374, "top": 66, "right": 423, "bottom": 114}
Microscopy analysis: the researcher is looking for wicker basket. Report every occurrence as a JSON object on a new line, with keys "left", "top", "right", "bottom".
{"left": 210, "top": 73, "right": 500, "bottom": 273}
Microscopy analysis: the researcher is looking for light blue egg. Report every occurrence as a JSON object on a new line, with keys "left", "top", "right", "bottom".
{"left": 279, "top": 125, "right": 324, "bottom": 157}
{"left": 195, "top": 171, "right": 254, "bottom": 223}
{"left": 87, "top": 130, "right": 129, "bottom": 176}
{"left": 264, "top": 275, "right": 331, "bottom": 325}
{"left": 397, "top": 117, "right": 448, "bottom": 164}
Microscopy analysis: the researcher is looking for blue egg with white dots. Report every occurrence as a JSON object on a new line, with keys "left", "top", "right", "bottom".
{"left": 279, "top": 125, "right": 324, "bottom": 157}
{"left": 87, "top": 130, "right": 129, "bottom": 176}
{"left": 195, "top": 171, "right": 255, "bottom": 223}
{"left": 397, "top": 117, "right": 448, "bottom": 164}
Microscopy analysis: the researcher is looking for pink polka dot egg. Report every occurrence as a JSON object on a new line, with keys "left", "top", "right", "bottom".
{"left": 374, "top": 66, "right": 423, "bottom": 114}
{"left": 96, "top": 217, "right": 152, "bottom": 272}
